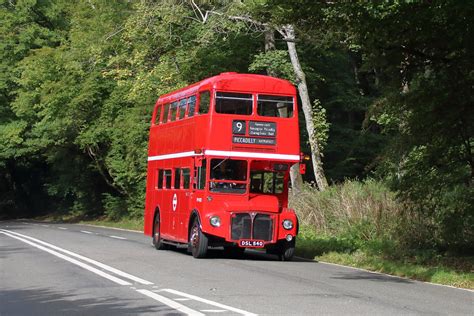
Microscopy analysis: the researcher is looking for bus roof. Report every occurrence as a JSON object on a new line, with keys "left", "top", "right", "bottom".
{"left": 157, "top": 73, "right": 296, "bottom": 104}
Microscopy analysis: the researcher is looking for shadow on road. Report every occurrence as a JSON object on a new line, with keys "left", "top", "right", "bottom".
{"left": 0, "top": 287, "right": 175, "bottom": 316}
{"left": 331, "top": 271, "right": 413, "bottom": 284}
{"left": 162, "top": 246, "right": 317, "bottom": 263}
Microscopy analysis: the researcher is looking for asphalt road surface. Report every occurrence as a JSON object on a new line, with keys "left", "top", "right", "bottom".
{"left": 1, "top": 220, "right": 472, "bottom": 315}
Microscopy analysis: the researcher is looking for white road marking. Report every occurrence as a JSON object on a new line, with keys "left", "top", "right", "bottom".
{"left": 1, "top": 228, "right": 258, "bottom": 315}
{"left": 136, "top": 289, "right": 204, "bottom": 316}
{"left": 21, "top": 222, "right": 29, "bottom": 225}
{"left": 0, "top": 230, "right": 131, "bottom": 286}
{"left": 41, "top": 225, "right": 50, "bottom": 227}
{"left": 58, "top": 227, "right": 68, "bottom": 230}
{"left": 0, "top": 229, "right": 153, "bottom": 285}
{"left": 162, "top": 289, "right": 257, "bottom": 316}
{"left": 173, "top": 298, "right": 192, "bottom": 301}
{"left": 80, "top": 230, "right": 93, "bottom": 234}
{"left": 200, "top": 310, "right": 227, "bottom": 313}
{"left": 110, "top": 235, "right": 126, "bottom": 240}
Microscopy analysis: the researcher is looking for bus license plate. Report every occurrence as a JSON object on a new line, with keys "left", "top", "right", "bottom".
{"left": 239, "top": 240, "right": 264, "bottom": 248}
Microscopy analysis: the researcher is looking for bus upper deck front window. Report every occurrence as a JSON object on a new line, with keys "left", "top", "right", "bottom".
{"left": 209, "top": 159, "right": 247, "bottom": 194}
{"left": 257, "top": 95, "right": 294, "bottom": 118}
{"left": 215, "top": 92, "right": 252, "bottom": 115}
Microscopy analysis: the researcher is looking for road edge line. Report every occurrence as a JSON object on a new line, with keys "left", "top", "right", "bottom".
{"left": 316, "top": 260, "right": 474, "bottom": 293}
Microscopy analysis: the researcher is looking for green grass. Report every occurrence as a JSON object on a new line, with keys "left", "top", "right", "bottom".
{"left": 80, "top": 217, "right": 144, "bottom": 231}
{"left": 34, "top": 213, "right": 144, "bottom": 231}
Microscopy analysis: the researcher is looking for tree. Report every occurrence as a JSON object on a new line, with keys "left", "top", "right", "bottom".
{"left": 189, "top": 0, "right": 329, "bottom": 190}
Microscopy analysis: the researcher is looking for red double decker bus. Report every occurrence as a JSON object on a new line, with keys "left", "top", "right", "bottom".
{"left": 143, "top": 72, "right": 301, "bottom": 260}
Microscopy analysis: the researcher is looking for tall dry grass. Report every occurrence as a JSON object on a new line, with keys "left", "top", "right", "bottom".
{"left": 290, "top": 179, "right": 402, "bottom": 240}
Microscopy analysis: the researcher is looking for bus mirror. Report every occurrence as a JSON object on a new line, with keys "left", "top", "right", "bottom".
{"left": 299, "top": 163, "right": 306, "bottom": 175}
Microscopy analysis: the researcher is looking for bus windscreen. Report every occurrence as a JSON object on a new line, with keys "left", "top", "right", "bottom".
{"left": 209, "top": 158, "right": 247, "bottom": 194}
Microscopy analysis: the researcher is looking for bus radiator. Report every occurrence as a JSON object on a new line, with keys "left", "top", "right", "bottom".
{"left": 231, "top": 213, "right": 273, "bottom": 241}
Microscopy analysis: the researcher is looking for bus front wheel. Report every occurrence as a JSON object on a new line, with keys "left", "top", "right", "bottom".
{"left": 276, "top": 239, "right": 296, "bottom": 261}
{"left": 189, "top": 218, "right": 208, "bottom": 258}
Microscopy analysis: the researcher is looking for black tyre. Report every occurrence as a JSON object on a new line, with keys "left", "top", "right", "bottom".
{"left": 152, "top": 213, "right": 168, "bottom": 250}
{"left": 277, "top": 238, "right": 296, "bottom": 261}
{"left": 189, "top": 218, "right": 208, "bottom": 258}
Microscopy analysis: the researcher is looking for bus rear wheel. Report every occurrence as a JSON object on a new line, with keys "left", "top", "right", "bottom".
{"left": 153, "top": 214, "right": 168, "bottom": 250}
{"left": 189, "top": 218, "right": 208, "bottom": 258}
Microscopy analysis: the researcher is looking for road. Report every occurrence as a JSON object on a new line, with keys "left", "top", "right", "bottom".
{"left": 1, "top": 220, "right": 472, "bottom": 315}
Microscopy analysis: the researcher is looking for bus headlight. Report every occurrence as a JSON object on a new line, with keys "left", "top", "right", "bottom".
{"left": 282, "top": 219, "right": 293, "bottom": 230}
{"left": 210, "top": 216, "right": 221, "bottom": 227}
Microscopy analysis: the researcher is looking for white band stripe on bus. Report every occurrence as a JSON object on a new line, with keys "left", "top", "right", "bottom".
{"left": 148, "top": 151, "right": 198, "bottom": 161}
{"left": 205, "top": 150, "right": 299, "bottom": 161}
{"left": 148, "top": 150, "right": 299, "bottom": 162}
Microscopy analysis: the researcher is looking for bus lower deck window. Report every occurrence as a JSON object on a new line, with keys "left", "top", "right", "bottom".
{"left": 164, "top": 170, "right": 172, "bottom": 189}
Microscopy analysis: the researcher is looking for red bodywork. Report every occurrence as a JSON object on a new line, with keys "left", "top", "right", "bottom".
{"left": 144, "top": 73, "right": 299, "bottom": 248}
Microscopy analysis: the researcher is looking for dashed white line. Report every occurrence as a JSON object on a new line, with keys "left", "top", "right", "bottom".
{"left": 201, "top": 310, "right": 227, "bottom": 313}
{"left": 136, "top": 289, "right": 204, "bottom": 316}
{"left": 162, "top": 289, "right": 258, "bottom": 316}
{"left": 110, "top": 235, "right": 126, "bottom": 240}
{"left": 58, "top": 227, "right": 68, "bottom": 230}
{"left": 174, "top": 298, "right": 192, "bottom": 301}
{"left": 80, "top": 230, "right": 93, "bottom": 234}
{"left": 41, "top": 225, "right": 50, "bottom": 227}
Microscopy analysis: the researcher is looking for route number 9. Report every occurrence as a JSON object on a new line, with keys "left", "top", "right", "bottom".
{"left": 232, "top": 120, "right": 246, "bottom": 135}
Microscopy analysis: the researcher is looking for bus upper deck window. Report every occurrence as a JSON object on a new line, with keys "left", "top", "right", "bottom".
{"left": 178, "top": 99, "right": 187, "bottom": 120}
{"left": 215, "top": 92, "right": 252, "bottom": 115}
{"left": 188, "top": 95, "right": 196, "bottom": 117}
{"left": 162, "top": 104, "right": 170, "bottom": 123}
{"left": 154, "top": 105, "right": 162, "bottom": 125}
{"left": 257, "top": 95, "right": 293, "bottom": 118}
{"left": 170, "top": 101, "right": 178, "bottom": 122}
{"left": 199, "top": 91, "right": 210, "bottom": 114}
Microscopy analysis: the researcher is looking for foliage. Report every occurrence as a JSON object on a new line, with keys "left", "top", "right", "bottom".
{"left": 0, "top": 0, "right": 471, "bottom": 257}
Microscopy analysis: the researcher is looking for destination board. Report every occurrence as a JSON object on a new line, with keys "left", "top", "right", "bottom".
{"left": 249, "top": 121, "right": 276, "bottom": 137}
{"left": 232, "top": 136, "right": 276, "bottom": 146}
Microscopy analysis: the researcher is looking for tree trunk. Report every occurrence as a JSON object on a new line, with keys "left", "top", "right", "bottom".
{"left": 264, "top": 28, "right": 304, "bottom": 195}
{"left": 280, "top": 24, "right": 328, "bottom": 191}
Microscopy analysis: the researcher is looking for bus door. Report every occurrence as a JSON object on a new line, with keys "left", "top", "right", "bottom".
{"left": 192, "top": 157, "right": 207, "bottom": 225}
{"left": 173, "top": 167, "right": 192, "bottom": 242}
{"left": 160, "top": 169, "right": 173, "bottom": 239}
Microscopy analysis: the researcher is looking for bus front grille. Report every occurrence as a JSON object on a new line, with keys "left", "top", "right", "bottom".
{"left": 231, "top": 213, "right": 273, "bottom": 241}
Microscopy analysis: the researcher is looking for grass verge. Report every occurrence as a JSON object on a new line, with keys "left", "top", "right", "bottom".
{"left": 295, "top": 226, "right": 474, "bottom": 290}
{"left": 80, "top": 217, "right": 143, "bottom": 231}
{"left": 318, "top": 251, "right": 473, "bottom": 289}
